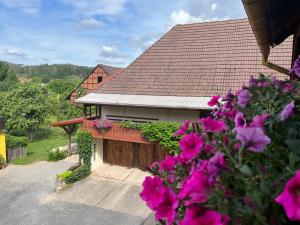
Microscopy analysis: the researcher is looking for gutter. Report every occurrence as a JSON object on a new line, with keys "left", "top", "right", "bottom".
{"left": 242, "top": 0, "right": 290, "bottom": 76}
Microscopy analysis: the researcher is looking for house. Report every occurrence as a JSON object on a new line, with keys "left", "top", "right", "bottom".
{"left": 67, "top": 64, "right": 124, "bottom": 102}
{"left": 75, "top": 18, "right": 292, "bottom": 170}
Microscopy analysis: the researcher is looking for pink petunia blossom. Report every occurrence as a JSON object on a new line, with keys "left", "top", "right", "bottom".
{"left": 234, "top": 112, "right": 246, "bottom": 128}
{"left": 159, "top": 155, "right": 177, "bottom": 172}
{"left": 174, "top": 120, "right": 190, "bottom": 136}
{"left": 154, "top": 187, "right": 179, "bottom": 225}
{"left": 208, "top": 95, "right": 220, "bottom": 107}
{"left": 207, "top": 152, "right": 226, "bottom": 178}
{"left": 237, "top": 89, "right": 252, "bottom": 108}
{"left": 236, "top": 127, "right": 271, "bottom": 152}
{"left": 181, "top": 206, "right": 229, "bottom": 225}
{"left": 248, "top": 76, "right": 258, "bottom": 87}
{"left": 140, "top": 176, "right": 166, "bottom": 209}
{"left": 179, "top": 133, "right": 205, "bottom": 160}
{"left": 276, "top": 171, "right": 300, "bottom": 221}
{"left": 283, "top": 83, "right": 293, "bottom": 92}
{"left": 179, "top": 170, "right": 211, "bottom": 205}
{"left": 290, "top": 56, "right": 300, "bottom": 77}
{"left": 199, "top": 117, "right": 228, "bottom": 133}
{"left": 280, "top": 101, "right": 295, "bottom": 121}
{"left": 250, "top": 114, "right": 269, "bottom": 128}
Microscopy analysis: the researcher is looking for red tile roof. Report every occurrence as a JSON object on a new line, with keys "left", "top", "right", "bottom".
{"left": 94, "top": 19, "right": 292, "bottom": 97}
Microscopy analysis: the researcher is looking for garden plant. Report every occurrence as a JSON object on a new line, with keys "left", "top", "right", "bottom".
{"left": 140, "top": 57, "right": 300, "bottom": 225}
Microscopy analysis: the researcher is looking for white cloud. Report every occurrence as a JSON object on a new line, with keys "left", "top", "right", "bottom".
{"left": 4, "top": 48, "right": 26, "bottom": 57}
{"left": 62, "top": 0, "right": 128, "bottom": 16}
{"left": 169, "top": 10, "right": 224, "bottom": 26}
{"left": 99, "top": 45, "right": 119, "bottom": 58}
{"left": 0, "top": 0, "right": 40, "bottom": 13}
{"left": 76, "top": 18, "right": 103, "bottom": 30}
{"left": 98, "top": 45, "right": 127, "bottom": 66}
{"left": 211, "top": 3, "right": 218, "bottom": 11}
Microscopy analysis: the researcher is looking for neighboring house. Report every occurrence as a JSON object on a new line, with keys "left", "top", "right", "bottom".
{"left": 67, "top": 64, "right": 124, "bottom": 102}
{"left": 75, "top": 18, "right": 292, "bottom": 170}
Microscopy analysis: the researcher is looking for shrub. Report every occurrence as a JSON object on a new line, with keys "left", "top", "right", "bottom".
{"left": 64, "top": 164, "right": 91, "bottom": 184}
{"left": 6, "top": 135, "right": 29, "bottom": 148}
{"left": 0, "top": 154, "right": 5, "bottom": 165}
{"left": 48, "top": 149, "right": 67, "bottom": 161}
{"left": 140, "top": 75, "right": 300, "bottom": 225}
{"left": 57, "top": 170, "right": 72, "bottom": 180}
{"left": 120, "top": 121, "right": 181, "bottom": 154}
{"left": 120, "top": 120, "right": 143, "bottom": 130}
{"left": 61, "top": 131, "right": 93, "bottom": 184}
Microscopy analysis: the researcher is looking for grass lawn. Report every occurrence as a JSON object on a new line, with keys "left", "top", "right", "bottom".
{"left": 12, "top": 135, "right": 68, "bottom": 165}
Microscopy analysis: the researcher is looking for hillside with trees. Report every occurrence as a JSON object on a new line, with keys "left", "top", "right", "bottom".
{"left": 2, "top": 61, "right": 92, "bottom": 83}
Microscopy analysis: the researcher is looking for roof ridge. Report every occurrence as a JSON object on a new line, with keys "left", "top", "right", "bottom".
{"left": 175, "top": 18, "right": 248, "bottom": 27}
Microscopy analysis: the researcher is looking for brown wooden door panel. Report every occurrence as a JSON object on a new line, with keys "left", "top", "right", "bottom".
{"left": 103, "top": 140, "right": 167, "bottom": 170}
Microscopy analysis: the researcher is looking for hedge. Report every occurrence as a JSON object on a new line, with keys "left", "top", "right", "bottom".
{"left": 6, "top": 135, "right": 29, "bottom": 148}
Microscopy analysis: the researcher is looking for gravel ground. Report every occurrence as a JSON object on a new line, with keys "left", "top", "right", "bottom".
{"left": 0, "top": 160, "right": 147, "bottom": 225}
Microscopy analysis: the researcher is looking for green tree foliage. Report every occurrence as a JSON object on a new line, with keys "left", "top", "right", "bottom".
{"left": 7, "top": 62, "right": 92, "bottom": 83}
{"left": 0, "top": 61, "right": 18, "bottom": 92}
{"left": 47, "top": 77, "right": 82, "bottom": 121}
{"left": 0, "top": 82, "right": 48, "bottom": 138}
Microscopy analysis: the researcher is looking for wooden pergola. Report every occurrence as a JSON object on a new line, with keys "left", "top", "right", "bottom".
{"left": 49, "top": 117, "right": 83, "bottom": 154}
{"left": 242, "top": 0, "right": 300, "bottom": 78}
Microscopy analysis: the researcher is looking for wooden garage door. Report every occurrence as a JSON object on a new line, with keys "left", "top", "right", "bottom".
{"left": 103, "top": 140, "right": 167, "bottom": 170}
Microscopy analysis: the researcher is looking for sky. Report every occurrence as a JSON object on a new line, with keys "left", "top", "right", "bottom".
{"left": 0, "top": 0, "right": 246, "bottom": 67}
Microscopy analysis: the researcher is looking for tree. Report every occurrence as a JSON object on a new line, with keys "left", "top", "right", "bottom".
{"left": 0, "top": 61, "right": 18, "bottom": 92}
{"left": 0, "top": 82, "right": 48, "bottom": 139}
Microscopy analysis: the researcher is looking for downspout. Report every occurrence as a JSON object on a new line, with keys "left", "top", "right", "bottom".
{"left": 242, "top": 0, "right": 290, "bottom": 76}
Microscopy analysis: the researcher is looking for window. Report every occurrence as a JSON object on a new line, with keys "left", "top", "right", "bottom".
{"left": 97, "top": 76, "right": 103, "bottom": 83}
{"left": 84, "top": 105, "right": 101, "bottom": 120}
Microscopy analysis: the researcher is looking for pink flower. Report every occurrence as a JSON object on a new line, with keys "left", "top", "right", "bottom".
{"left": 140, "top": 176, "right": 166, "bottom": 209}
{"left": 283, "top": 83, "right": 293, "bottom": 92}
{"left": 179, "top": 133, "right": 205, "bottom": 160}
{"left": 208, "top": 96, "right": 220, "bottom": 107}
{"left": 204, "top": 144, "right": 216, "bottom": 153}
{"left": 234, "top": 142, "right": 241, "bottom": 151}
{"left": 234, "top": 112, "right": 246, "bottom": 128}
{"left": 159, "top": 155, "right": 177, "bottom": 172}
{"left": 248, "top": 76, "right": 258, "bottom": 87}
{"left": 154, "top": 187, "right": 179, "bottom": 225}
{"left": 179, "top": 170, "right": 211, "bottom": 205}
{"left": 207, "top": 152, "right": 226, "bottom": 178}
{"left": 236, "top": 127, "right": 271, "bottom": 152}
{"left": 276, "top": 171, "right": 300, "bottom": 221}
{"left": 175, "top": 120, "right": 190, "bottom": 136}
{"left": 280, "top": 101, "right": 294, "bottom": 121}
{"left": 258, "top": 81, "right": 270, "bottom": 87}
{"left": 250, "top": 114, "right": 269, "bottom": 128}
{"left": 237, "top": 89, "right": 252, "bottom": 108}
{"left": 181, "top": 206, "right": 229, "bottom": 225}
{"left": 199, "top": 118, "right": 228, "bottom": 133}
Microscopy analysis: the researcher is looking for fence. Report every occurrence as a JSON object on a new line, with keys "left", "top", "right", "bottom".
{"left": 7, "top": 147, "right": 27, "bottom": 161}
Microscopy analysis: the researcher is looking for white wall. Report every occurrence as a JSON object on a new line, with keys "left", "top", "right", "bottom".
{"left": 91, "top": 139, "right": 103, "bottom": 170}
{"left": 101, "top": 105, "right": 202, "bottom": 123}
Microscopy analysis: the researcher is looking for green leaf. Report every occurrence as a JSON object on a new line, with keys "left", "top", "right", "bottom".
{"left": 284, "top": 139, "right": 300, "bottom": 153}
{"left": 239, "top": 165, "right": 253, "bottom": 176}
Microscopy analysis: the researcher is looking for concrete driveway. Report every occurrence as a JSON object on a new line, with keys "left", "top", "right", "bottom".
{"left": 0, "top": 157, "right": 150, "bottom": 225}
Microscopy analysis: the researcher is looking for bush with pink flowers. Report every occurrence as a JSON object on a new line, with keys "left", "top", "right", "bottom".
{"left": 92, "top": 119, "right": 112, "bottom": 131}
{"left": 140, "top": 73, "right": 300, "bottom": 225}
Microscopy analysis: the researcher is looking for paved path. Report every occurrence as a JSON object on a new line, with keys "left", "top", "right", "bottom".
{"left": 0, "top": 158, "right": 150, "bottom": 225}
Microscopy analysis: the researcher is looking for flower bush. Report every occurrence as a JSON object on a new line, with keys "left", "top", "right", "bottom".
{"left": 140, "top": 73, "right": 300, "bottom": 225}
{"left": 92, "top": 119, "right": 112, "bottom": 130}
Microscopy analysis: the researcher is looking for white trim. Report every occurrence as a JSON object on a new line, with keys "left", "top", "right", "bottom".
{"left": 75, "top": 93, "right": 212, "bottom": 110}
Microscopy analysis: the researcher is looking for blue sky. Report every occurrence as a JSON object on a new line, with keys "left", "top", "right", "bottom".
{"left": 0, "top": 0, "right": 246, "bottom": 67}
